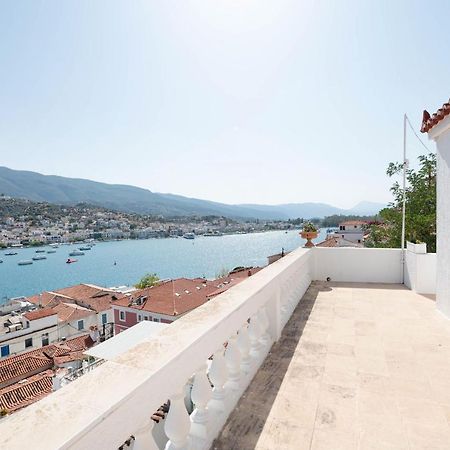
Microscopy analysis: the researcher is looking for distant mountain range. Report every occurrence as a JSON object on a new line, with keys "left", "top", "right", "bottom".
{"left": 0, "top": 167, "right": 385, "bottom": 219}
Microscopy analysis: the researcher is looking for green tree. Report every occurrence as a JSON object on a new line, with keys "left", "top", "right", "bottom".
{"left": 365, "top": 153, "right": 436, "bottom": 251}
{"left": 135, "top": 273, "right": 160, "bottom": 289}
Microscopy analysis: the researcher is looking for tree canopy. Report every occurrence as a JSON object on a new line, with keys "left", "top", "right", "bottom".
{"left": 365, "top": 153, "right": 436, "bottom": 251}
{"left": 135, "top": 273, "right": 160, "bottom": 289}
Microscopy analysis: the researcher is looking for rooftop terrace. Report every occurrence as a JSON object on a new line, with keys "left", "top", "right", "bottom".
{"left": 214, "top": 282, "right": 450, "bottom": 449}
{"left": 0, "top": 246, "right": 446, "bottom": 450}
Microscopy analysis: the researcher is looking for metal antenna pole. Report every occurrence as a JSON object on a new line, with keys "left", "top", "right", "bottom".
{"left": 401, "top": 114, "right": 407, "bottom": 283}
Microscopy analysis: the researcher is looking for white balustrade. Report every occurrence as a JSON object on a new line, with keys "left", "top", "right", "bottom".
{"left": 237, "top": 323, "right": 251, "bottom": 374}
{"left": 164, "top": 393, "right": 191, "bottom": 450}
{"left": 224, "top": 334, "right": 241, "bottom": 393}
{"left": 0, "top": 246, "right": 314, "bottom": 450}
{"left": 248, "top": 314, "right": 261, "bottom": 359}
{"left": 258, "top": 307, "right": 271, "bottom": 348}
{"left": 190, "top": 364, "right": 211, "bottom": 441}
{"left": 208, "top": 349, "right": 228, "bottom": 413}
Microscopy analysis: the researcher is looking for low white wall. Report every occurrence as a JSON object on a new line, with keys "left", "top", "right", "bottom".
{"left": 313, "top": 247, "right": 403, "bottom": 284}
{"left": 404, "top": 246, "right": 436, "bottom": 294}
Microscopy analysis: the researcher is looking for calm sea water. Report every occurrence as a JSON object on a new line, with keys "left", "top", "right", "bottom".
{"left": 0, "top": 229, "right": 326, "bottom": 301}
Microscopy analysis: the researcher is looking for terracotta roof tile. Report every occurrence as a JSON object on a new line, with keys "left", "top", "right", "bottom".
{"left": 421, "top": 100, "right": 450, "bottom": 133}
{"left": 23, "top": 308, "right": 58, "bottom": 321}
{"left": 50, "top": 302, "right": 94, "bottom": 322}
{"left": 0, "top": 334, "right": 94, "bottom": 387}
{"left": 0, "top": 370, "right": 53, "bottom": 413}
{"left": 114, "top": 270, "right": 261, "bottom": 316}
{"left": 26, "top": 284, "right": 120, "bottom": 314}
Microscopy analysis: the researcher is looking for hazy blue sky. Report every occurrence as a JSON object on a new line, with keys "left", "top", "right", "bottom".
{"left": 0, "top": 1, "right": 448, "bottom": 208}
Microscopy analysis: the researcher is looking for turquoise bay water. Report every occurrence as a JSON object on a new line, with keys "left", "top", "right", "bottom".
{"left": 0, "top": 229, "right": 326, "bottom": 301}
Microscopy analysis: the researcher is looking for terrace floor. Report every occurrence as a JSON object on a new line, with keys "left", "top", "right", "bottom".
{"left": 213, "top": 282, "right": 450, "bottom": 450}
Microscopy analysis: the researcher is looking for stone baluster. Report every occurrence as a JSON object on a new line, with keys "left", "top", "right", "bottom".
{"left": 190, "top": 364, "right": 212, "bottom": 441}
{"left": 248, "top": 314, "right": 261, "bottom": 359}
{"left": 132, "top": 421, "right": 159, "bottom": 450}
{"left": 237, "top": 324, "right": 251, "bottom": 374}
{"left": 164, "top": 392, "right": 191, "bottom": 450}
{"left": 208, "top": 348, "right": 228, "bottom": 413}
{"left": 258, "top": 307, "right": 270, "bottom": 347}
{"left": 224, "top": 335, "right": 241, "bottom": 392}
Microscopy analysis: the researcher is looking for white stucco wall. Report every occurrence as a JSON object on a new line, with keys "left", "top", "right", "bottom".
{"left": 430, "top": 116, "right": 450, "bottom": 318}
{"left": 404, "top": 244, "right": 436, "bottom": 294}
{"left": 313, "top": 247, "right": 403, "bottom": 283}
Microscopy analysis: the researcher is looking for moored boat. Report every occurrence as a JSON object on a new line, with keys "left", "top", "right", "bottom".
{"left": 35, "top": 249, "right": 46, "bottom": 253}
{"left": 69, "top": 250, "right": 85, "bottom": 256}
{"left": 66, "top": 258, "right": 77, "bottom": 264}
{"left": 47, "top": 250, "right": 56, "bottom": 254}
{"left": 18, "top": 260, "right": 33, "bottom": 266}
{"left": 32, "top": 255, "right": 47, "bottom": 261}
{"left": 5, "top": 252, "right": 18, "bottom": 256}
{"left": 79, "top": 246, "right": 91, "bottom": 251}
{"left": 183, "top": 233, "right": 195, "bottom": 240}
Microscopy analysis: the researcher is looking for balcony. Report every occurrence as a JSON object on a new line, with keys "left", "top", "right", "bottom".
{"left": 0, "top": 246, "right": 448, "bottom": 450}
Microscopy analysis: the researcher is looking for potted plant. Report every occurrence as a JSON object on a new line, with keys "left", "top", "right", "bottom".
{"left": 300, "top": 222, "right": 318, "bottom": 247}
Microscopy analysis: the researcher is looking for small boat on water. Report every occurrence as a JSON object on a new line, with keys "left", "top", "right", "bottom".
{"left": 183, "top": 233, "right": 195, "bottom": 240}
{"left": 49, "top": 243, "right": 59, "bottom": 248}
{"left": 69, "top": 250, "right": 85, "bottom": 256}
{"left": 18, "top": 260, "right": 33, "bottom": 266}
{"left": 5, "top": 252, "right": 18, "bottom": 256}
{"left": 79, "top": 246, "right": 91, "bottom": 251}
{"left": 66, "top": 258, "right": 77, "bottom": 264}
{"left": 35, "top": 249, "right": 46, "bottom": 253}
{"left": 0, "top": 260, "right": 3, "bottom": 263}
{"left": 47, "top": 250, "right": 56, "bottom": 254}
{"left": 32, "top": 255, "right": 47, "bottom": 261}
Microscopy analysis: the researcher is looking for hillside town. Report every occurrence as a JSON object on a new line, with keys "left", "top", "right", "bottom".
{"left": 0, "top": 266, "right": 262, "bottom": 415}
{"left": 0, "top": 196, "right": 297, "bottom": 247}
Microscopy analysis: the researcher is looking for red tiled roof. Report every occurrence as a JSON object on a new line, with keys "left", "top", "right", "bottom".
{"left": 0, "top": 370, "right": 53, "bottom": 413}
{"left": 50, "top": 302, "right": 94, "bottom": 322}
{"left": 26, "top": 284, "right": 120, "bottom": 314}
{"left": 0, "top": 352, "right": 52, "bottom": 386}
{"left": 0, "top": 334, "right": 94, "bottom": 387}
{"left": 316, "top": 237, "right": 362, "bottom": 248}
{"left": 115, "top": 270, "right": 261, "bottom": 316}
{"left": 421, "top": 100, "right": 450, "bottom": 133}
{"left": 23, "top": 308, "right": 58, "bottom": 321}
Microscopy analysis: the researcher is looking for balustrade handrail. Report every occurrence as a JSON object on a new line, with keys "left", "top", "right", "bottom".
{"left": 0, "top": 246, "right": 313, "bottom": 450}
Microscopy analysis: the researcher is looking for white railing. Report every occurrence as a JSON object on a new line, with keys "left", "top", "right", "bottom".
{"left": 0, "top": 246, "right": 313, "bottom": 450}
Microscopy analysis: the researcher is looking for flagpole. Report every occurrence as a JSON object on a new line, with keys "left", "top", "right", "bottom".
{"left": 401, "top": 114, "right": 407, "bottom": 283}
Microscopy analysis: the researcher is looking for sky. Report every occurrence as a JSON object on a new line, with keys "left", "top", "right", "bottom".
{"left": 0, "top": 1, "right": 449, "bottom": 209}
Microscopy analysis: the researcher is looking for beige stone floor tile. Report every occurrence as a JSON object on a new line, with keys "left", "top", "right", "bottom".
{"left": 356, "top": 355, "right": 390, "bottom": 376}
{"left": 358, "top": 416, "right": 409, "bottom": 450}
{"left": 325, "top": 354, "right": 357, "bottom": 372}
{"left": 397, "top": 397, "right": 449, "bottom": 428}
{"left": 326, "top": 342, "right": 355, "bottom": 357}
{"left": 358, "top": 372, "right": 392, "bottom": 394}
{"left": 322, "top": 367, "right": 357, "bottom": 389}
{"left": 310, "top": 428, "right": 359, "bottom": 450}
{"left": 357, "top": 390, "right": 399, "bottom": 417}
{"left": 255, "top": 419, "right": 313, "bottom": 450}
{"left": 404, "top": 421, "right": 450, "bottom": 450}
{"left": 390, "top": 376, "right": 434, "bottom": 401}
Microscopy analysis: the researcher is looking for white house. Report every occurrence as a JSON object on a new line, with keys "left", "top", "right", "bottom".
{"left": 328, "top": 220, "right": 366, "bottom": 244}
{"left": 421, "top": 100, "right": 450, "bottom": 318}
